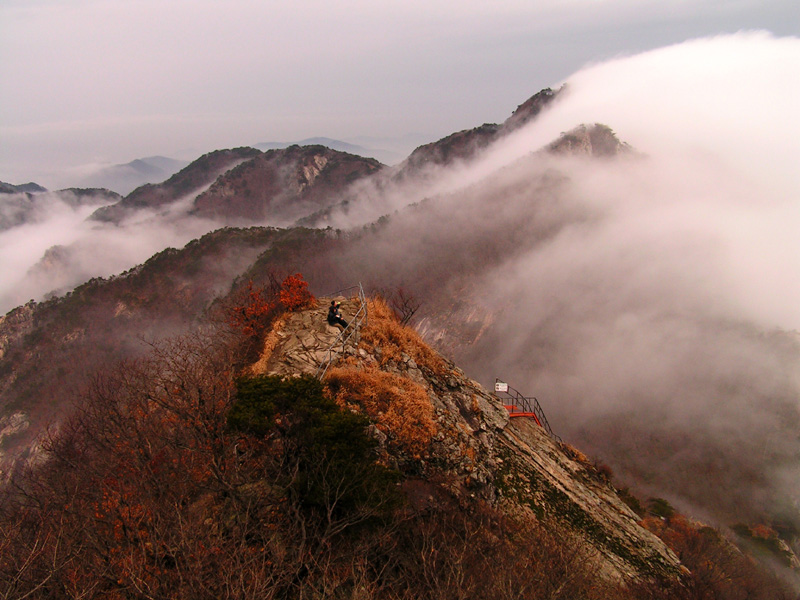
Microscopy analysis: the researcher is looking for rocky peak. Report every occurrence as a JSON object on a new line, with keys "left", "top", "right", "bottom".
{"left": 502, "top": 86, "right": 561, "bottom": 134}
{"left": 398, "top": 123, "right": 501, "bottom": 176}
{"left": 547, "top": 123, "right": 632, "bottom": 157}
{"left": 0, "top": 301, "right": 36, "bottom": 361}
{"left": 394, "top": 86, "right": 563, "bottom": 179}
{"left": 250, "top": 295, "right": 682, "bottom": 584}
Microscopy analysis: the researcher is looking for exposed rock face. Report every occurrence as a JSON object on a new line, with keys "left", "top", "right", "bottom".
{"left": 547, "top": 123, "right": 632, "bottom": 157}
{"left": 191, "top": 145, "right": 383, "bottom": 225}
{"left": 249, "top": 296, "right": 361, "bottom": 377}
{"left": 252, "top": 298, "right": 682, "bottom": 584}
{"left": 0, "top": 411, "right": 30, "bottom": 465}
{"left": 0, "top": 301, "right": 35, "bottom": 362}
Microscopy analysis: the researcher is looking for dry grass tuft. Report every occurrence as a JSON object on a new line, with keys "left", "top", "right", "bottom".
{"left": 247, "top": 313, "right": 288, "bottom": 375}
{"left": 326, "top": 366, "right": 437, "bottom": 457}
{"left": 361, "top": 297, "right": 448, "bottom": 377}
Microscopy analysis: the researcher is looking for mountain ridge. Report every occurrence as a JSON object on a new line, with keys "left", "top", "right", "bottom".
{"left": 250, "top": 295, "right": 683, "bottom": 582}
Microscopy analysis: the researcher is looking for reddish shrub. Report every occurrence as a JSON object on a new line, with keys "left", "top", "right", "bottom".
{"left": 227, "top": 280, "right": 281, "bottom": 337}
{"left": 279, "top": 273, "right": 315, "bottom": 312}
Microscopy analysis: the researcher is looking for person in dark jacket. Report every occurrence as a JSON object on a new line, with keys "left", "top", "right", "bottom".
{"left": 327, "top": 300, "right": 348, "bottom": 329}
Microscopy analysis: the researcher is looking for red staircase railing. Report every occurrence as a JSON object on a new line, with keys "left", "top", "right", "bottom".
{"left": 494, "top": 379, "right": 561, "bottom": 442}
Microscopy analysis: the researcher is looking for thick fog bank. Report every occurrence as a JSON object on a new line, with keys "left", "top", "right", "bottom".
{"left": 454, "top": 33, "right": 800, "bottom": 524}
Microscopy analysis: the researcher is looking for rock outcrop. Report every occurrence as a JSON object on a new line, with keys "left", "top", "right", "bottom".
{"left": 0, "top": 411, "right": 30, "bottom": 471}
{"left": 251, "top": 296, "right": 683, "bottom": 584}
{"left": 547, "top": 123, "right": 632, "bottom": 157}
{"left": 250, "top": 295, "right": 362, "bottom": 377}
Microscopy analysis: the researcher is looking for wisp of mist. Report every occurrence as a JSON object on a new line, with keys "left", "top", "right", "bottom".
{"left": 0, "top": 194, "right": 219, "bottom": 313}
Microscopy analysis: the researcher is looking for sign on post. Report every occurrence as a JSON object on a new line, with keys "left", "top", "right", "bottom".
{"left": 495, "top": 381, "right": 508, "bottom": 393}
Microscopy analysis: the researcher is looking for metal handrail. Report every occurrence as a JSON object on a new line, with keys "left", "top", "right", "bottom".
{"left": 494, "top": 378, "right": 561, "bottom": 443}
{"left": 315, "top": 283, "right": 368, "bottom": 379}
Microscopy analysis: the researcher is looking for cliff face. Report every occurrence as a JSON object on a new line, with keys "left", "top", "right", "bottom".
{"left": 253, "top": 295, "right": 682, "bottom": 584}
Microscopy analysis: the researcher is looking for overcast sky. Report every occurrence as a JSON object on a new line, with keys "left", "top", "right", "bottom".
{"left": 1, "top": 0, "right": 798, "bottom": 188}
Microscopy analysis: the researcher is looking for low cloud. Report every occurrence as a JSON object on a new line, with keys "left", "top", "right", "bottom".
{"left": 321, "top": 32, "right": 800, "bottom": 527}
{"left": 451, "top": 32, "right": 800, "bottom": 523}
{"left": 0, "top": 192, "right": 220, "bottom": 313}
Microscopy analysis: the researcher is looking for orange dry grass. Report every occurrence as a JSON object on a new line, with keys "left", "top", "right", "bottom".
{"left": 562, "top": 444, "right": 591, "bottom": 467}
{"left": 247, "top": 313, "right": 288, "bottom": 375}
{"left": 326, "top": 366, "right": 437, "bottom": 457}
{"left": 361, "top": 298, "right": 447, "bottom": 376}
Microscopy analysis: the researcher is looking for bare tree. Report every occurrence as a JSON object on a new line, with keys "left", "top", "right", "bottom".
{"left": 371, "top": 285, "right": 422, "bottom": 326}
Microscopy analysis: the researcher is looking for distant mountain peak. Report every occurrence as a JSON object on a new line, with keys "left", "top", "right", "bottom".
{"left": 90, "top": 147, "right": 261, "bottom": 223}
{"left": 395, "top": 86, "right": 563, "bottom": 179}
{"left": 0, "top": 181, "right": 47, "bottom": 194}
{"left": 191, "top": 144, "right": 383, "bottom": 225}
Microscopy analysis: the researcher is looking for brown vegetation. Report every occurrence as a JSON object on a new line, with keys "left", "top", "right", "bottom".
{"left": 2, "top": 288, "right": 796, "bottom": 599}
{"left": 360, "top": 297, "right": 447, "bottom": 376}
{"left": 636, "top": 511, "right": 796, "bottom": 599}
{"left": 325, "top": 366, "right": 436, "bottom": 457}
{"left": 370, "top": 286, "right": 422, "bottom": 326}
{"left": 0, "top": 332, "right": 619, "bottom": 600}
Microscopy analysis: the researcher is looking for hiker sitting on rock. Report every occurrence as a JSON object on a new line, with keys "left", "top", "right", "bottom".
{"left": 327, "top": 300, "right": 349, "bottom": 329}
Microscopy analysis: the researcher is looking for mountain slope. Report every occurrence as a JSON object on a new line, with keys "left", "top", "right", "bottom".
{"left": 0, "top": 226, "right": 288, "bottom": 468}
{"left": 2, "top": 82, "right": 798, "bottom": 591}
{"left": 0, "top": 187, "right": 119, "bottom": 232}
{"left": 253, "top": 296, "right": 682, "bottom": 582}
{"left": 395, "top": 87, "right": 561, "bottom": 179}
{"left": 3, "top": 287, "right": 795, "bottom": 597}
{"left": 191, "top": 145, "right": 383, "bottom": 225}
{"left": 0, "top": 181, "right": 48, "bottom": 194}
{"left": 90, "top": 147, "right": 261, "bottom": 223}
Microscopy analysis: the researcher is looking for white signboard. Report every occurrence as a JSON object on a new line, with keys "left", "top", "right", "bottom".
{"left": 495, "top": 381, "right": 508, "bottom": 393}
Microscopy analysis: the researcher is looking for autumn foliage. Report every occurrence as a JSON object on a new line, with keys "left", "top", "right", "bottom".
{"left": 278, "top": 273, "right": 315, "bottom": 312}
{"left": 2, "top": 289, "right": 796, "bottom": 599}
{"left": 637, "top": 513, "right": 795, "bottom": 599}
{"left": 227, "top": 279, "right": 281, "bottom": 337}
{"left": 227, "top": 273, "right": 315, "bottom": 337}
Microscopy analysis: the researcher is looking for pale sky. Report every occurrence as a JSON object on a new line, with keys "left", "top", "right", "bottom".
{"left": 1, "top": 0, "right": 798, "bottom": 188}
